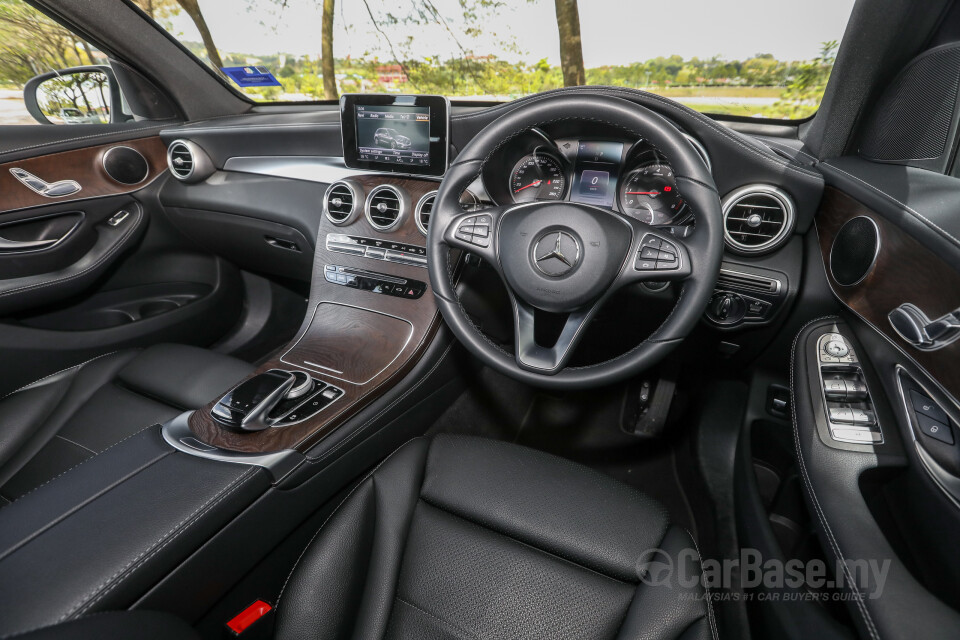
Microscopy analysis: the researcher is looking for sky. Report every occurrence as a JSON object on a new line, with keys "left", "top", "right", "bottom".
{"left": 169, "top": 0, "right": 857, "bottom": 65}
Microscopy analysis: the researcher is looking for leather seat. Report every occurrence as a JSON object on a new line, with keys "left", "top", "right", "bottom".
{"left": 276, "top": 434, "right": 715, "bottom": 640}
{"left": 0, "top": 344, "right": 253, "bottom": 505}
{"left": 14, "top": 434, "right": 715, "bottom": 640}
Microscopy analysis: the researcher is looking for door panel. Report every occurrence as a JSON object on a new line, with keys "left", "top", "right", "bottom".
{"left": 0, "top": 137, "right": 168, "bottom": 213}
{"left": 790, "top": 156, "right": 960, "bottom": 639}
{"left": 0, "top": 134, "right": 244, "bottom": 396}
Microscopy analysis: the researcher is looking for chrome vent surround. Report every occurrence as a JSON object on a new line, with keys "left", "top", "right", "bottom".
{"left": 167, "top": 141, "right": 195, "bottom": 180}
{"left": 323, "top": 180, "right": 361, "bottom": 225}
{"left": 716, "top": 269, "right": 781, "bottom": 294}
{"left": 721, "top": 185, "right": 795, "bottom": 254}
{"left": 365, "top": 185, "right": 407, "bottom": 231}
{"left": 415, "top": 191, "right": 437, "bottom": 235}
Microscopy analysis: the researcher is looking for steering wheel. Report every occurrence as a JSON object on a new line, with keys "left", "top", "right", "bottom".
{"left": 428, "top": 94, "right": 724, "bottom": 389}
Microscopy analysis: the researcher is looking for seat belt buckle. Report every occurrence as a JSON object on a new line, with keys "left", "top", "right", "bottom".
{"left": 225, "top": 600, "right": 273, "bottom": 638}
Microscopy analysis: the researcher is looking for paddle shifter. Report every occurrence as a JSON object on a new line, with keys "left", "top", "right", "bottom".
{"left": 211, "top": 369, "right": 344, "bottom": 431}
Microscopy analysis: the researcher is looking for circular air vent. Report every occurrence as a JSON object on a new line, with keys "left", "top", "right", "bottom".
{"left": 721, "top": 185, "right": 796, "bottom": 254}
{"left": 324, "top": 180, "right": 362, "bottom": 225}
{"left": 167, "top": 141, "right": 195, "bottom": 180}
{"left": 365, "top": 185, "right": 407, "bottom": 231}
{"left": 415, "top": 191, "right": 437, "bottom": 235}
{"left": 166, "top": 139, "right": 214, "bottom": 183}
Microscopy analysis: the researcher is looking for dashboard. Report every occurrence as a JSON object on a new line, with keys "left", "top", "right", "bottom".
{"left": 481, "top": 128, "right": 703, "bottom": 239}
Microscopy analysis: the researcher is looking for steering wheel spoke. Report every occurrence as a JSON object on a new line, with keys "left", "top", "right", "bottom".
{"left": 512, "top": 296, "right": 596, "bottom": 373}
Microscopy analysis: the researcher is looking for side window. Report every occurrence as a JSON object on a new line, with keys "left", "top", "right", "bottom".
{"left": 0, "top": 0, "right": 128, "bottom": 125}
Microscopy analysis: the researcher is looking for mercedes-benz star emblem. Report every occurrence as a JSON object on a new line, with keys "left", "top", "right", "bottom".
{"left": 534, "top": 231, "right": 581, "bottom": 277}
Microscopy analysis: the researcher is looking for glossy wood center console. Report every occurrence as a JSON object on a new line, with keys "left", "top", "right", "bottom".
{"left": 188, "top": 174, "right": 449, "bottom": 453}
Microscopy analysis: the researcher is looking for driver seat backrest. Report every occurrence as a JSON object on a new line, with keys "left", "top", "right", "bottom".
{"left": 275, "top": 435, "right": 716, "bottom": 640}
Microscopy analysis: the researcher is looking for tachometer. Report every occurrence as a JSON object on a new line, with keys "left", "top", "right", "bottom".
{"left": 618, "top": 164, "right": 687, "bottom": 224}
{"left": 510, "top": 153, "right": 565, "bottom": 202}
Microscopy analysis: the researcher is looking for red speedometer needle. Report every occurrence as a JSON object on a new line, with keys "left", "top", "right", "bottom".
{"left": 626, "top": 190, "right": 659, "bottom": 195}
{"left": 514, "top": 180, "right": 542, "bottom": 193}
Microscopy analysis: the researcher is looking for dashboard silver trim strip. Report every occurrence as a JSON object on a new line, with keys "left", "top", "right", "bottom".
{"left": 223, "top": 155, "right": 442, "bottom": 184}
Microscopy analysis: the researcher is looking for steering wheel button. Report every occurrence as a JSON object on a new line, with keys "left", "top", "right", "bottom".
{"left": 639, "top": 247, "right": 659, "bottom": 260}
{"left": 641, "top": 235, "right": 662, "bottom": 249}
{"left": 657, "top": 249, "right": 676, "bottom": 260}
{"left": 472, "top": 225, "right": 490, "bottom": 237}
{"left": 635, "top": 258, "right": 657, "bottom": 271}
{"left": 655, "top": 259, "right": 678, "bottom": 270}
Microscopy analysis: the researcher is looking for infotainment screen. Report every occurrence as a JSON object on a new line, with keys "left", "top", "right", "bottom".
{"left": 341, "top": 94, "right": 449, "bottom": 177}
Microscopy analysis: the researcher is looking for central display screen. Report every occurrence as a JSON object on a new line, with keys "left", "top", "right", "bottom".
{"left": 570, "top": 140, "right": 624, "bottom": 208}
{"left": 341, "top": 94, "right": 449, "bottom": 177}
{"left": 355, "top": 104, "right": 431, "bottom": 167}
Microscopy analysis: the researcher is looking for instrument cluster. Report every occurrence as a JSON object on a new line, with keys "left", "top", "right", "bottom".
{"left": 482, "top": 129, "right": 702, "bottom": 236}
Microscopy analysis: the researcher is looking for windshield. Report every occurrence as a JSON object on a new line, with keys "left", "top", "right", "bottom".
{"left": 136, "top": 0, "right": 854, "bottom": 119}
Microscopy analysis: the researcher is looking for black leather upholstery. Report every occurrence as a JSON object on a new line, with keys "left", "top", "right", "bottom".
{"left": 0, "top": 344, "right": 253, "bottom": 504}
{"left": 277, "top": 435, "right": 715, "bottom": 640}
{"left": 12, "top": 611, "right": 200, "bottom": 640}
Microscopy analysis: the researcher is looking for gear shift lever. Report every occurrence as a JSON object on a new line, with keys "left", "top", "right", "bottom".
{"left": 211, "top": 370, "right": 297, "bottom": 431}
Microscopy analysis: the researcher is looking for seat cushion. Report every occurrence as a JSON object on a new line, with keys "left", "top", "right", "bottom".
{"left": 0, "top": 344, "right": 253, "bottom": 503}
{"left": 276, "top": 435, "right": 715, "bottom": 640}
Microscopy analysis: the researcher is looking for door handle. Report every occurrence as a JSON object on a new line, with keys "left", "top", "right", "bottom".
{"left": 889, "top": 303, "right": 960, "bottom": 351}
{"left": 0, "top": 236, "right": 59, "bottom": 251}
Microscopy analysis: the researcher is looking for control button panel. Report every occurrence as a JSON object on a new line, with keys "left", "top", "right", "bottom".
{"left": 212, "top": 369, "right": 344, "bottom": 429}
{"left": 906, "top": 388, "right": 955, "bottom": 446}
{"left": 817, "top": 333, "right": 883, "bottom": 444}
{"left": 634, "top": 234, "right": 680, "bottom": 271}
{"left": 454, "top": 213, "right": 492, "bottom": 248}
{"left": 324, "top": 264, "right": 426, "bottom": 299}
{"left": 326, "top": 233, "right": 426, "bottom": 268}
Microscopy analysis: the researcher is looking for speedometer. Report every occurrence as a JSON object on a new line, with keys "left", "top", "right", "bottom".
{"left": 510, "top": 154, "right": 565, "bottom": 202}
{"left": 618, "top": 164, "right": 687, "bottom": 224}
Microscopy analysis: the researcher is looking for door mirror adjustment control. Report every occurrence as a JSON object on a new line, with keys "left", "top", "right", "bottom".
{"left": 212, "top": 369, "right": 345, "bottom": 431}
{"left": 816, "top": 333, "right": 883, "bottom": 445}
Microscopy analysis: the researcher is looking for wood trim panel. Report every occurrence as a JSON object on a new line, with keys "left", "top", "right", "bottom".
{"left": 0, "top": 137, "right": 168, "bottom": 214}
{"left": 816, "top": 187, "right": 960, "bottom": 399}
{"left": 188, "top": 174, "right": 448, "bottom": 453}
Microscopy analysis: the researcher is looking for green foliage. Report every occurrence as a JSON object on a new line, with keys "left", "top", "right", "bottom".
{"left": 774, "top": 41, "right": 838, "bottom": 118}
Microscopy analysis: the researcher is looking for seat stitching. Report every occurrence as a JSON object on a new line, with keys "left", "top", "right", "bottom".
{"left": 55, "top": 434, "right": 96, "bottom": 454}
{"left": 789, "top": 315, "right": 880, "bottom": 640}
{"left": 0, "top": 350, "right": 122, "bottom": 401}
{"left": 68, "top": 466, "right": 260, "bottom": 618}
{"left": 684, "top": 527, "right": 719, "bottom": 640}
{"left": 392, "top": 596, "right": 480, "bottom": 640}
{"left": 822, "top": 162, "right": 960, "bottom": 249}
{"left": 0, "top": 208, "right": 142, "bottom": 301}
{"left": 275, "top": 437, "right": 428, "bottom": 609}
{"left": 418, "top": 496, "right": 635, "bottom": 585}
{"left": 6, "top": 424, "right": 158, "bottom": 506}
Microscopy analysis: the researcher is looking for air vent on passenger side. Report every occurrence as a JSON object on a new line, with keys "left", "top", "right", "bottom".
{"left": 365, "top": 185, "right": 407, "bottom": 231}
{"left": 415, "top": 191, "right": 437, "bottom": 235}
{"left": 166, "top": 139, "right": 213, "bottom": 183}
{"left": 721, "top": 185, "right": 795, "bottom": 255}
{"left": 324, "top": 180, "right": 362, "bottom": 225}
